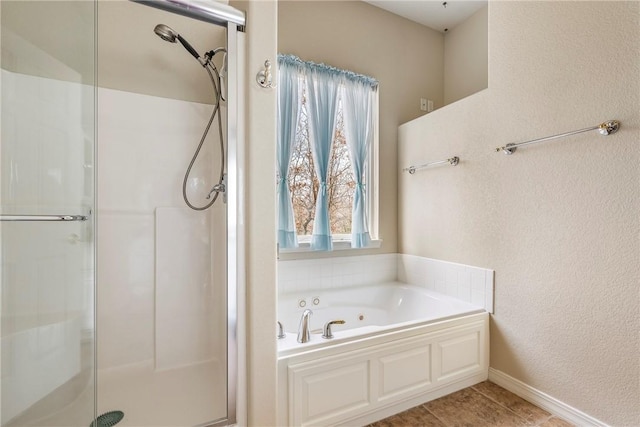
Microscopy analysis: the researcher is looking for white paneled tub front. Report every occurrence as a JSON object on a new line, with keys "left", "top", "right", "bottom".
{"left": 277, "top": 282, "right": 489, "bottom": 426}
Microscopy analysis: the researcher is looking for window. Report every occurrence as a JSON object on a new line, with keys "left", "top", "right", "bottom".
{"left": 289, "top": 95, "right": 354, "bottom": 240}
{"left": 277, "top": 54, "right": 378, "bottom": 251}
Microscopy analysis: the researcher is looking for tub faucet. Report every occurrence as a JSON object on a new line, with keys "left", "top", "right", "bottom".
{"left": 297, "top": 309, "right": 313, "bottom": 343}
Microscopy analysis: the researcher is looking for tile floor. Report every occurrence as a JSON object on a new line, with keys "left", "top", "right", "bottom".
{"left": 368, "top": 381, "right": 575, "bottom": 427}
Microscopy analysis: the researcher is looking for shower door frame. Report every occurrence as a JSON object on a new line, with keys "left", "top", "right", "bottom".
{"left": 222, "top": 20, "right": 245, "bottom": 427}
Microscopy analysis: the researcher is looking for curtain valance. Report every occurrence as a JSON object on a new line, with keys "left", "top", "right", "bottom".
{"left": 278, "top": 54, "right": 378, "bottom": 90}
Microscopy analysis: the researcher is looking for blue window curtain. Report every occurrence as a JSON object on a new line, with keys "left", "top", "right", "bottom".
{"left": 276, "top": 56, "right": 303, "bottom": 248}
{"left": 342, "top": 79, "right": 376, "bottom": 248}
{"left": 305, "top": 65, "right": 341, "bottom": 251}
{"left": 278, "top": 54, "right": 378, "bottom": 251}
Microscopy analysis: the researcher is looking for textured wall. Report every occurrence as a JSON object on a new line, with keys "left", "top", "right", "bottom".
{"left": 278, "top": 0, "right": 444, "bottom": 256}
{"left": 398, "top": 2, "right": 639, "bottom": 425}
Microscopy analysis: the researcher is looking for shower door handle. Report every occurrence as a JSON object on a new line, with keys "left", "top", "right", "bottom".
{"left": 0, "top": 214, "right": 90, "bottom": 222}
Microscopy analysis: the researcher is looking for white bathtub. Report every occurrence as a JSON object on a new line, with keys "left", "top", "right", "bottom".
{"left": 277, "top": 282, "right": 489, "bottom": 426}
{"left": 278, "top": 282, "right": 484, "bottom": 353}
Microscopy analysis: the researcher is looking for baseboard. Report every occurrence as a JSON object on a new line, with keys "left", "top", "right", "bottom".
{"left": 488, "top": 368, "right": 609, "bottom": 427}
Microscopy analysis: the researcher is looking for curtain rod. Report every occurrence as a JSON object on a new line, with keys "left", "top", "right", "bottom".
{"left": 131, "top": 0, "right": 246, "bottom": 30}
{"left": 278, "top": 54, "right": 379, "bottom": 89}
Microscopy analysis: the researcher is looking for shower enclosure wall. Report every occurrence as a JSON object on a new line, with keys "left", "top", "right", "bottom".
{"left": 1, "top": 1, "right": 244, "bottom": 426}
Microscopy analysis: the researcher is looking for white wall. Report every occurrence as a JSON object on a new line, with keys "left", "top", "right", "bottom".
{"left": 97, "top": 87, "right": 226, "bottom": 370}
{"left": 398, "top": 2, "right": 639, "bottom": 425}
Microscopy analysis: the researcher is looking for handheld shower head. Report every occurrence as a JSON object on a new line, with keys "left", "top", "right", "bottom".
{"left": 154, "top": 24, "right": 177, "bottom": 43}
{"left": 154, "top": 24, "right": 201, "bottom": 60}
{"left": 152, "top": 27, "right": 227, "bottom": 211}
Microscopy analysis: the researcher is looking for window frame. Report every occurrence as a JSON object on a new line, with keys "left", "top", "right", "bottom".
{"left": 279, "top": 88, "right": 381, "bottom": 255}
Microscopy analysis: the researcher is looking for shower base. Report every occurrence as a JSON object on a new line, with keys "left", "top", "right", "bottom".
{"left": 98, "top": 359, "right": 226, "bottom": 427}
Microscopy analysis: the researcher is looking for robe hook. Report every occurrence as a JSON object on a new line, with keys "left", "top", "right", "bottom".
{"left": 256, "top": 59, "right": 276, "bottom": 89}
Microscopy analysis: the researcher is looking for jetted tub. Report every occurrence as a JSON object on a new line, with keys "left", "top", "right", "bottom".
{"left": 277, "top": 282, "right": 489, "bottom": 426}
{"left": 277, "top": 282, "right": 484, "bottom": 353}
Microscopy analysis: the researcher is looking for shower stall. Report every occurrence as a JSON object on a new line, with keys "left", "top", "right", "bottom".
{"left": 0, "top": 1, "right": 245, "bottom": 426}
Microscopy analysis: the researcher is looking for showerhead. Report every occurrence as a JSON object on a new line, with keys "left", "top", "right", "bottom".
{"left": 154, "top": 24, "right": 201, "bottom": 61}
{"left": 154, "top": 24, "right": 177, "bottom": 43}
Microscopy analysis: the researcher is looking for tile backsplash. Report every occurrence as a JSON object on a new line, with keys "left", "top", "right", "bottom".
{"left": 278, "top": 253, "right": 494, "bottom": 313}
{"left": 277, "top": 254, "right": 397, "bottom": 294}
{"left": 397, "top": 254, "right": 494, "bottom": 313}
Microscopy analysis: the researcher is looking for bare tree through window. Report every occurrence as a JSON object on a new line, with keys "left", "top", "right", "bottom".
{"left": 287, "top": 84, "right": 355, "bottom": 238}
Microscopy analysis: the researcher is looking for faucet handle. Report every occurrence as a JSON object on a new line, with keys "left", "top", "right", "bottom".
{"left": 277, "top": 321, "right": 286, "bottom": 339}
{"left": 322, "top": 320, "right": 346, "bottom": 339}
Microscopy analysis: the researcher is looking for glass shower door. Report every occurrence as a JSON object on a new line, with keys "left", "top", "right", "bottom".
{"left": 1, "top": 1, "right": 96, "bottom": 426}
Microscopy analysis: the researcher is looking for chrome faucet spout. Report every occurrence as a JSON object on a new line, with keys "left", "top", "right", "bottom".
{"left": 297, "top": 309, "right": 313, "bottom": 343}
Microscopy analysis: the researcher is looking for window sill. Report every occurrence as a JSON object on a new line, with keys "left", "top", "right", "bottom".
{"left": 278, "top": 239, "right": 382, "bottom": 257}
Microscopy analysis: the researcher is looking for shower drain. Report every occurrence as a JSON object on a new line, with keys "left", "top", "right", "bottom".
{"left": 90, "top": 410, "right": 124, "bottom": 427}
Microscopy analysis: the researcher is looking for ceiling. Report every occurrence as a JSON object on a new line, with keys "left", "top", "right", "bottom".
{"left": 363, "top": 0, "right": 487, "bottom": 33}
